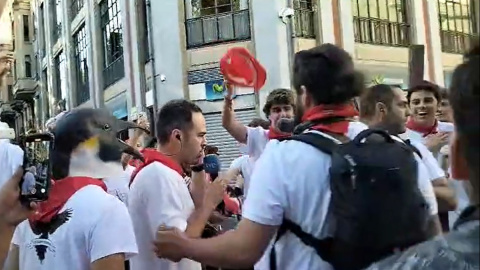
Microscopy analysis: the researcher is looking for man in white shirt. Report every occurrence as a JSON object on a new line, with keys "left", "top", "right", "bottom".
{"left": 152, "top": 44, "right": 422, "bottom": 269}
{"left": 359, "top": 84, "right": 443, "bottom": 235}
{"left": 222, "top": 88, "right": 295, "bottom": 163}
{"left": 128, "top": 99, "right": 225, "bottom": 270}
{"left": 6, "top": 109, "right": 140, "bottom": 270}
{"left": 403, "top": 82, "right": 458, "bottom": 230}
{"left": 228, "top": 118, "right": 270, "bottom": 196}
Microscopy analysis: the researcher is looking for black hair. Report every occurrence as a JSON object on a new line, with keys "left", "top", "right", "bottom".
{"left": 292, "top": 43, "right": 364, "bottom": 105}
{"left": 262, "top": 89, "right": 295, "bottom": 118}
{"left": 406, "top": 80, "right": 441, "bottom": 104}
{"left": 360, "top": 84, "right": 396, "bottom": 119}
{"left": 156, "top": 99, "right": 203, "bottom": 145}
{"left": 247, "top": 118, "right": 270, "bottom": 129}
{"left": 449, "top": 43, "right": 480, "bottom": 184}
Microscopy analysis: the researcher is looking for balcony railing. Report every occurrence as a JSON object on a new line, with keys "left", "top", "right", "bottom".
{"left": 185, "top": 9, "right": 251, "bottom": 49}
{"left": 103, "top": 55, "right": 125, "bottom": 89}
{"left": 294, "top": 9, "right": 315, "bottom": 38}
{"left": 76, "top": 82, "right": 90, "bottom": 105}
{"left": 353, "top": 17, "right": 411, "bottom": 47}
{"left": 440, "top": 30, "right": 478, "bottom": 54}
{"left": 71, "top": 0, "right": 85, "bottom": 20}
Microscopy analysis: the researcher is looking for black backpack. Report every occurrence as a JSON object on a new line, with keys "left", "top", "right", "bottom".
{"left": 270, "top": 129, "right": 431, "bottom": 270}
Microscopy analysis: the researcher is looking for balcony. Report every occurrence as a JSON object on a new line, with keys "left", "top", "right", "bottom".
{"left": 185, "top": 9, "right": 251, "bottom": 49}
{"left": 13, "top": 78, "right": 38, "bottom": 101}
{"left": 103, "top": 55, "right": 125, "bottom": 89}
{"left": 294, "top": 9, "right": 315, "bottom": 38}
{"left": 353, "top": 17, "right": 411, "bottom": 47}
{"left": 440, "top": 30, "right": 478, "bottom": 54}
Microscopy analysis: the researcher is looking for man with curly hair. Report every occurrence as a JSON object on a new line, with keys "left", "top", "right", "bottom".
{"left": 222, "top": 88, "right": 295, "bottom": 165}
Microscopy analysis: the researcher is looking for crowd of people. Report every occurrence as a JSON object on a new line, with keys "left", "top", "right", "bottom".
{"left": 0, "top": 42, "right": 478, "bottom": 270}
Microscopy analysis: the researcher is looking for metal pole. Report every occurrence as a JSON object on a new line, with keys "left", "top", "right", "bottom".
{"left": 145, "top": 0, "right": 159, "bottom": 128}
{"left": 285, "top": 0, "right": 295, "bottom": 80}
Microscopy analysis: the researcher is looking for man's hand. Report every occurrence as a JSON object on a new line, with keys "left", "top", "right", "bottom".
{"left": 425, "top": 132, "right": 450, "bottom": 152}
{"left": 204, "top": 177, "right": 227, "bottom": 210}
{"left": 224, "top": 80, "right": 235, "bottom": 100}
{"left": 133, "top": 115, "right": 149, "bottom": 138}
{"left": 154, "top": 225, "right": 190, "bottom": 262}
{"left": 0, "top": 168, "right": 38, "bottom": 227}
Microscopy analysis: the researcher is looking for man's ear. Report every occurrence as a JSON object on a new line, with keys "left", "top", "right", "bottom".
{"left": 375, "top": 102, "right": 387, "bottom": 116}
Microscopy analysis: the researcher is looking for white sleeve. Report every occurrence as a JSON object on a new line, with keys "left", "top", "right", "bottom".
{"left": 242, "top": 141, "right": 286, "bottom": 226}
{"left": 229, "top": 156, "right": 245, "bottom": 170}
{"left": 246, "top": 127, "right": 269, "bottom": 159}
{"left": 413, "top": 141, "right": 446, "bottom": 181}
{"left": 141, "top": 167, "right": 189, "bottom": 232}
{"left": 414, "top": 155, "right": 438, "bottom": 216}
{"left": 89, "top": 198, "right": 138, "bottom": 262}
{"left": 11, "top": 221, "right": 26, "bottom": 246}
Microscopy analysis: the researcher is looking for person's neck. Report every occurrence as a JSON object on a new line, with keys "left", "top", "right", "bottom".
{"left": 157, "top": 144, "right": 182, "bottom": 165}
{"left": 415, "top": 117, "right": 436, "bottom": 128}
{"left": 361, "top": 118, "right": 398, "bottom": 135}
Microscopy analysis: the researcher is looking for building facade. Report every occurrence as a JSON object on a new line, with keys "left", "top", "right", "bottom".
{"left": 25, "top": 0, "right": 478, "bottom": 166}
{"left": 0, "top": 0, "right": 37, "bottom": 138}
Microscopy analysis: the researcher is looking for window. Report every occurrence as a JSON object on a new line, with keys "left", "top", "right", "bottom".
{"left": 54, "top": 51, "right": 68, "bottom": 107}
{"left": 7, "top": 85, "right": 13, "bottom": 101}
{"left": 140, "top": 0, "right": 150, "bottom": 62}
{"left": 23, "top": 15, "right": 30, "bottom": 42}
{"left": 293, "top": 0, "right": 316, "bottom": 38}
{"left": 39, "top": 4, "right": 46, "bottom": 57}
{"left": 25, "top": 55, "right": 32, "bottom": 78}
{"left": 100, "top": 0, "right": 125, "bottom": 88}
{"left": 42, "top": 69, "right": 50, "bottom": 119}
{"left": 185, "top": 0, "right": 250, "bottom": 48}
{"left": 352, "top": 0, "right": 410, "bottom": 46}
{"left": 438, "top": 0, "right": 478, "bottom": 54}
{"left": 71, "top": 0, "right": 85, "bottom": 19}
{"left": 191, "top": 0, "right": 240, "bottom": 18}
{"left": 11, "top": 20, "right": 15, "bottom": 51}
{"left": 52, "top": 0, "right": 63, "bottom": 41}
{"left": 73, "top": 25, "right": 90, "bottom": 104}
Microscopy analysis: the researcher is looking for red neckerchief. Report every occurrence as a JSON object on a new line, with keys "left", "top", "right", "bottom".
{"left": 268, "top": 126, "right": 292, "bottom": 140}
{"left": 129, "top": 148, "right": 184, "bottom": 187}
{"left": 29, "top": 177, "right": 106, "bottom": 225}
{"left": 302, "top": 104, "right": 358, "bottom": 135}
{"left": 406, "top": 117, "right": 438, "bottom": 137}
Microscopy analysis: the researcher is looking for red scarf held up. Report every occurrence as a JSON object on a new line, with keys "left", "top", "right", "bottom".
{"left": 302, "top": 104, "right": 358, "bottom": 135}
{"left": 129, "top": 148, "right": 184, "bottom": 187}
{"left": 29, "top": 177, "right": 107, "bottom": 225}
{"left": 406, "top": 117, "right": 439, "bottom": 137}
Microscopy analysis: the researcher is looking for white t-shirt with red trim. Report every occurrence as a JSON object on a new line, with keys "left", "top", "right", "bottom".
{"left": 244, "top": 122, "right": 438, "bottom": 270}
{"left": 12, "top": 185, "right": 138, "bottom": 270}
{"left": 128, "top": 162, "right": 201, "bottom": 270}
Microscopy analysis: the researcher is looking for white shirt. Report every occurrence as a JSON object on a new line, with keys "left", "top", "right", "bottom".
{"left": 402, "top": 121, "right": 454, "bottom": 144}
{"left": 229, "top": 155, "right": 253, "bottom": 196}
{"left": 103, "top": 165, "right": 135, "bottom": 205}
{"left": 243, "top": 122, "right": 438, "bottom": 270}
{"left": 0, "top": 139, "right": 24, "bottom": 189}
{"left": 128, "top": 162, "right": 201, "bottom": 270}
{"left": 12, "top": 185, "right": 138, "bottom": 270}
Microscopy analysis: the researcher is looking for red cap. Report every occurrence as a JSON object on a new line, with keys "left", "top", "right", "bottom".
{"left": 220, "top": 47, "right": 266, "bottom": 91}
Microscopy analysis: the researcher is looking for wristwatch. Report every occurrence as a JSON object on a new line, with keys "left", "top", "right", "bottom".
{"left": 191, "top": 163, "right": 204, "bottom": 172}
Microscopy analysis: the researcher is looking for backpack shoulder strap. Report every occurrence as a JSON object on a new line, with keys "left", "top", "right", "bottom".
{"left": 404, "top": 139, "right": 423, "bottom": 159}
{"left": 286, "top": 132, "right": 339, "bottom": 155}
